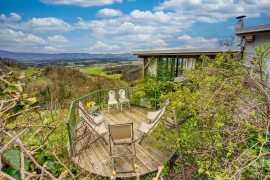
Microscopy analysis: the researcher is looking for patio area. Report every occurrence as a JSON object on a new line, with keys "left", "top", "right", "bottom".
{"left": 66, "top": 87, "right": 175, "bottom": 178}
{"left": 71, "top": 106, "right": 174, "bottom": 178}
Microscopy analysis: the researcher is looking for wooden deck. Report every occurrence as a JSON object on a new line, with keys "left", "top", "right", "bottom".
{"left": 72, "top": 106, "right": 174, "bottom": 178}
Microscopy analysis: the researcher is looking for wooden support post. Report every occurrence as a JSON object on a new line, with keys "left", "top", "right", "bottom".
{"left": 142, "top": 57, "right": 146, "bottom": 77}
{"left": 172, "top": 107, "right": 186, "bottom": 180}
{"left": 143, "top": 56, "right": 156, "bottom": 77}
{"left": 171, "top": 57, "right": 176, "bottom": 78}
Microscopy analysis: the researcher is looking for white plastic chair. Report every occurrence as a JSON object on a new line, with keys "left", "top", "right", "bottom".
{"left": 119, "top": 89, "right": 130, "bottom": 111}
{"left": 108, "top": 90, "right": 119, "bottom": 111}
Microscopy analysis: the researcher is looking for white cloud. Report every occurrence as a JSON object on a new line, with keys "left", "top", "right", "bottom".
{"left": 10, "top": 13, "right": 21, "bottom": 21}
{"left": 0, "top": 28, "right": 46, "bottom": 44}
{"left": 0, "top": 14, "right": 6, "bottom": 21}
{"left": 26, "top": 34, "right": 47, "bottom": 44}
{"left": 15, "top": 17, "right": 72, "bottom": 32}
{"left": 0, "top": 28, "right": 47, "bottom": 51}
{"left": 97, "top": 8, "right": 123, "bottom": 18}
{"left": 84, "top": 41, "right": 121, "bottom": 53}
{"left": 75, "top": 10, "right": 190, "bottom": 52}
{"left": 155, "top": 0, "right": 270, "bottom": 23}
{"left": 48, "top": 35, "right": 68, "bottom": 42}
{"left": 45, "top": 46, "right": 63, "bottom": 52}
{"left": 177, "top": 35, "right": 217, "bottom": 48}
{"left": 0, "top": 12, "right": 21, "bottom": 22}
{"left": 41, "top": 0, "right": 123, "bottom": 7}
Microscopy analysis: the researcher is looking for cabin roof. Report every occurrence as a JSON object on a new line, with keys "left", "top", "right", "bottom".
{"left": 132, "top": 46, "right": 242, "bottom": 57}
{"left": 235, "top": 24, "right": 270, "bottom": 36}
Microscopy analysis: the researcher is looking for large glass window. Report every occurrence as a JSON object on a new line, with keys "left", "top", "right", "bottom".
{"left": 175, "top": 58, "right": 196, "bottom": 77}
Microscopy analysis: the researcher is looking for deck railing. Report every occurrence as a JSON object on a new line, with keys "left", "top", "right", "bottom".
{"left": 66, "top": 87, "right": 158, "bottom": 155}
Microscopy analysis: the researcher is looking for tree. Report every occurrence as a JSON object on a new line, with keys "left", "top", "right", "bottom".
{"left": 145, "top": 45, "right": 270, "bottom": 179}
{"left": 217, "top": 35, "right": 235, "bottom": 47}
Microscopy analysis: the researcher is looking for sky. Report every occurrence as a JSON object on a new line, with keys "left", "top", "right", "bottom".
{"left": 0, "top": 0, "right": 270, "bottom": 54}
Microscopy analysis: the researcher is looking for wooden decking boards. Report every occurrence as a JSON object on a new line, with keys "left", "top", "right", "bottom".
{"left": 72, "top": 106, "right": 174, "bottom": 178}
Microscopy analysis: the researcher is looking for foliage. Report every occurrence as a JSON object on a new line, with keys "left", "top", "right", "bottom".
{"left": 0, "top": 69, "right": 78, "bottom": 179}
{"left": 23, "top": 66, "right": 126, "bottom": 104}
{"left": 139, "top": 45, "right": 270, "bottom": 179}
{"left": 0, "top": 57, "right": 25, "bottom": 69}
{"left": 81, "top": 67, "right": 122, "bottom": 79}
{"left": 252, "top": 43, "right": 270, "bottom": 82}
{"left": 81, "top": 67, "right": 103, "bottom": 75}
{"left": 156, "top": 57, "right": 173, "bottom": 81}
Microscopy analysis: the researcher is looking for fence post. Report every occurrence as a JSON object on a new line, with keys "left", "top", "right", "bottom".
{"left": 154, "top": 90, "right": 157, "bottom": 109}
{"left": 99, "top": 90, "right": 103, "bottom": 110}
{"left": 66, "top": 122, "right": 74, "bottom": 156}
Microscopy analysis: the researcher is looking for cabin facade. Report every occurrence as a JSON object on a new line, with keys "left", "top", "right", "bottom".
{"left": 133, "top": 17, "right": 270, "bottom": 82}
{"left": 236, "top": 24, "right": 270, "bottom": 79}
{"left": 133, "top": 47, "right": 241, "bottom": 81}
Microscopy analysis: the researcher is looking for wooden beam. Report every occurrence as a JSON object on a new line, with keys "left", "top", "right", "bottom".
{"left": 245, "top": 35, "right": 254, "bottom": 42}
{"left": 171, "top": 57, "right": 175, "bottom": 78}
{"left": 144, "top": 56, "right": 156, "bottom": 70}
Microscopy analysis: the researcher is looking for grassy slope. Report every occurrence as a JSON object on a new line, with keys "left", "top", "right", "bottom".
{"left": 20, "top": 68, "right": 40, "bottom": 77}
{"left": 81, "top": 67, "right": 103, "bottom": 75}
{"left": 81, "top": 67, "right": 121, "bottom": 79}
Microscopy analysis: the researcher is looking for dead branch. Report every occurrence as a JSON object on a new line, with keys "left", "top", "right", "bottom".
{"left": 153, "top": 166, "right": 164, "bottom": 180}
{"left": 173, "top": 107, "right": 186, "bottom": 180}
{"left": 52, "top": 151, "right": 76, "bottom": 179}
{"left": 10, "top": 106, "right": 40, "bottom": 118}
{"left": 3, "top": 130, "right": 57, "bottom": 180}
{"left": 0, "top": 170, "right": 16, "bottom": 180}
{"left": 0, "top": 128, "right": 29, "bottom": 154}
{"left": 232, "top": 120, "right": 270, "bottom": 178}
{"left": 20, "top": 151, "right": 25, "bottom": 179}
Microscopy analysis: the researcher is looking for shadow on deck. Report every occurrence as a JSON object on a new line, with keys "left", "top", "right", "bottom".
{"left": 71, "top": 106, "right": 174, "bottom": 178}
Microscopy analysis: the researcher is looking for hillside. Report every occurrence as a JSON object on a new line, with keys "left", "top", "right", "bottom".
{"left": 0, "top": 50, "right": 136, "bottom": 62}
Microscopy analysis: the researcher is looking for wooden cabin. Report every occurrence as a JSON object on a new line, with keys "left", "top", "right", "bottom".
{"left": 236, "top": 23, "right": 270, "bottom": 80}
{"left": 133, "top": 46, "right": 242, "bottom": 82}
{"left": 133, "top": 16, "right": 270, "bottom": 82}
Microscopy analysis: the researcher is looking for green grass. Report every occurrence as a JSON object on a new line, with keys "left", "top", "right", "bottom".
{"left": 81, "top": 68, "right": 121, "bottom": 79}
{"left": 81, "top": 68, "right": 103, "bottom": 75}
{"left": 36, "top": 75, "right": 49, "bottom": 83}
{"left": 100, "top": 72, "right": 121, "bottom": 79}
{"left": 16, "top": 68, "right": 40, "bottom": 77}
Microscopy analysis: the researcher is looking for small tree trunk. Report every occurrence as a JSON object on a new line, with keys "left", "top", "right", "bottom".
{"left": 172, "top": 107, "right": 186, "bottom": 179}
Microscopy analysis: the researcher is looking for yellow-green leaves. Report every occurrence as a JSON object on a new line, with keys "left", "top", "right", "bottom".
{"left": 25, "top": 97, "right": 37, "bottom": 105}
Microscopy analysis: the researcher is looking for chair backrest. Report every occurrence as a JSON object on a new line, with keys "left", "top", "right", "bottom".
{"left": 155, "top": 105, "right": 166, "bottom": 122}
{"left": 78, "top": 101, "right": 96, "bottom": 126}
{"left": 108, "top": 90, "right": 116, "bottom": 101}
{"left": 119, "top": 89, "right": 126, "bottom": 100}
{"left": 109, "top": 123, "right": 133, "bottom": 141}
{"left": 148, "top": 103, "right": 167, "bottom": 130}
{"left": 156, "top": 99, "right": 169, "bottom": 119}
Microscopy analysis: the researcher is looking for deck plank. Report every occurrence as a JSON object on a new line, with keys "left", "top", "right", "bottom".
{"left": 72, "top": 106, "right": 174, "bottom": 178}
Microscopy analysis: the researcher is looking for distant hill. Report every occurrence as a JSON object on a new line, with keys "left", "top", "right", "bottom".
{"left": 0, "top": 50, "right": 136, "bottom": 62}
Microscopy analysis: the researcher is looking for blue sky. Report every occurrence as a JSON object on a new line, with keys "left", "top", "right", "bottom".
{"left": 0, "top": 0, "right": 269, "bottom": 54}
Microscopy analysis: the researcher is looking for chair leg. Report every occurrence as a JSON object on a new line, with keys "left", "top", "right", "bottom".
{"left": 117, "top": 103, "right": 119, "bottom": 111}
{"left": 101, "top": 136, "right": 108, "bottom": 145}
{"left": 138, "top": 134, "right": 146, "bottom": 144}
{"left": 108, "top": 104, "right": 110, "bottom": 112}
{"left": 128, "top": 102, "right": 130, "bottom": 109}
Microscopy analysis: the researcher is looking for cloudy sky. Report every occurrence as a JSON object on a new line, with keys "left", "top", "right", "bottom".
{"left": 0, "top": 0, "right": 269, "bottom": 54}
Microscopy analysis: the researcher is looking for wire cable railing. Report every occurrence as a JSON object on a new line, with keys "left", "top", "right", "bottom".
{"left": 66, "top": 87, "right": 158, "bottom": 156}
